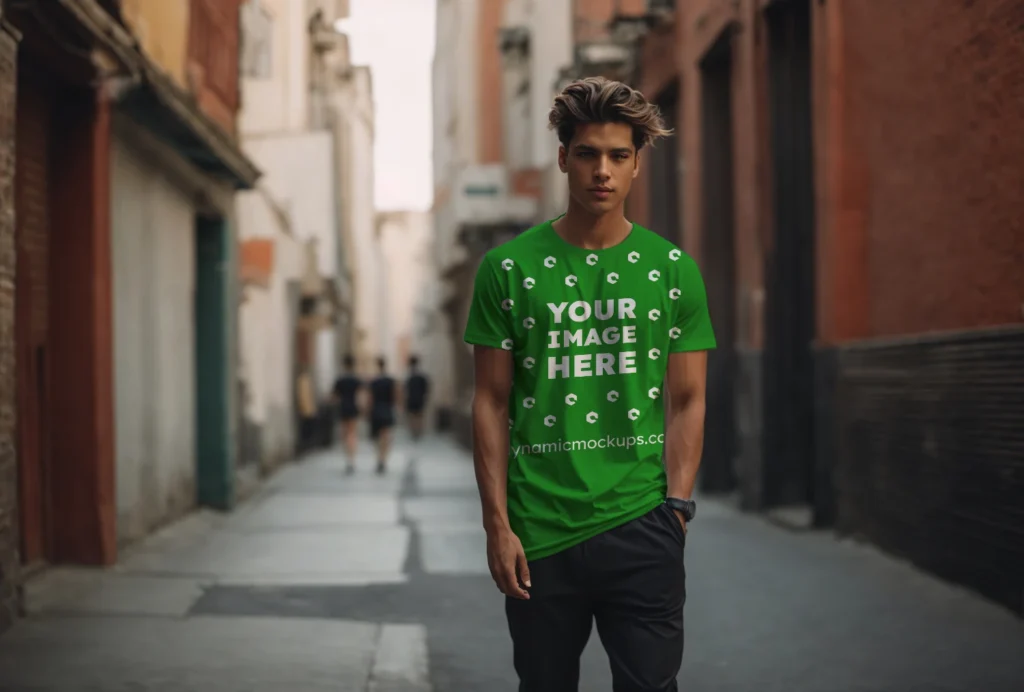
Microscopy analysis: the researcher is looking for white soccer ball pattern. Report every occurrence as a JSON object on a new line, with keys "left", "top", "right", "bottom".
{"left": 496, "top": 246, "right": 691, "bottom": 429}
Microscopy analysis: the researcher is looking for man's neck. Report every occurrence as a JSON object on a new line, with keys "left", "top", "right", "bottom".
{"left": 553, "top": 202, "right": 631, "bottom": 250}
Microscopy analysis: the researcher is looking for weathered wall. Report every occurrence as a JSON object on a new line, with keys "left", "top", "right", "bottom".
{"left": 819, "top": 0, "right": 1024, "bottom": 616}
{"left": 0, "top": 19, "right": 20, "bottom": 634}
{"left": 120, "top": 0, "right": 190, "bottom": 88}
{"left": 111, "top": 131, "right": 198, "bottom": 545}
{"left": 834, "top": 0, "right": 1024, "bottom": 339}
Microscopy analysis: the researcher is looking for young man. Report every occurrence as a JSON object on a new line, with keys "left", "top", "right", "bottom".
{"left": 464, "top": 77, "right": 716, "bottom": 691}
{"left": 404, "top": 355, "right": 430, "bottom": 440}
{"left": 367, "top": 356, "right": 398, "bottom": 475}
{"left": 331, "top": 355, "right": 363, "bottom": 474}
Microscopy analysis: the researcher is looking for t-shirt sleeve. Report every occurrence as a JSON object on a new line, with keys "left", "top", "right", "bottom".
{"left": 670, "top": 254, "right": 717, "bottom": 353}
{"left": 463, "top": 255, "right": 513, "bottom": 350}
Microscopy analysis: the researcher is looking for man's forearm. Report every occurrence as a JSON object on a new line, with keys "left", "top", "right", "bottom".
{"left": 665, "top": 394, "right": 706, "bottom": 499}
{"left": 472, "top": 395, "right": 511, "bottom": 533}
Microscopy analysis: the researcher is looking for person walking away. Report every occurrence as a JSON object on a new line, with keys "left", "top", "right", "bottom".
{"left": 404, "top": 355, "right": 430, "bottom": 441}
{"left": 464, "top": 77, "right": 716, "bottom": 691}
{"left": 332, "top": 355, "right": 362, "bottom": 474}
{"left": 368, "top": 357, "right": 398, "bottom": 474}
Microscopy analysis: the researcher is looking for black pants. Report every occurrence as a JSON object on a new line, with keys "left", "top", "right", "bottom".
{"left": 506, "top": 503, "right": 687, "bottom": 692}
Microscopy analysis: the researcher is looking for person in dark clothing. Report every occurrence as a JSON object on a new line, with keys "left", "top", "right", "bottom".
{"left": 404, "top": 355, "right": 430, "bottom": 440}
{"left": 331, "top": 355, "right": 362, "bottom": 474}
{"left": 368, "top": 356, "right": 397, "bottom": 474}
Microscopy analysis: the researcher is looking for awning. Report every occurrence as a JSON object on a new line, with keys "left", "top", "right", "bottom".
{"left": 56, "top": 0, "right": 261, "bottom": 189}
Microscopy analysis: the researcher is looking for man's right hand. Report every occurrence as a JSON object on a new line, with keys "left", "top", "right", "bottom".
{"left": 486, "top": 526, "right": 531, "bottom": 600}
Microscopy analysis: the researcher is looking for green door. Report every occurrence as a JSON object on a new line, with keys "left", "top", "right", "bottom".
{"left": 195, "top": 215, "right": 235, "bottom": 509}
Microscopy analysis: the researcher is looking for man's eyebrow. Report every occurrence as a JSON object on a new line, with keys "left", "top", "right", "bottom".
{"left": 573, "top": 144, "right": 634, "bottom": 154}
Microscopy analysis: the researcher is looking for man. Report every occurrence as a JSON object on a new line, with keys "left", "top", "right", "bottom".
{"left": 464, "top": 77, "right": 716, "bottom": 691}
{"left": 404, "top": 355, "right": 430, "bottom": 440}
{"left": 367, "top": 356, "right": 398, "bottom": 475}
{"left": 332, "top": 355, "right": 362, "bottom": 474}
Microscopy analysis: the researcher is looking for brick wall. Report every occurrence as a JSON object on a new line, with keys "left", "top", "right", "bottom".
{"left": 824, "top": 0, "right": 1024, "bottom": 339}
{"left": 0, "top": 21, "right": 20, "bottom": 634}
{"left": 477, "top": 0, "right": 505, "bottom": 164}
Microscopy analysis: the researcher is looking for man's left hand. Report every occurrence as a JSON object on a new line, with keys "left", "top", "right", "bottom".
{"left": 671, "top": 509, "right": 688, "bottom": 534}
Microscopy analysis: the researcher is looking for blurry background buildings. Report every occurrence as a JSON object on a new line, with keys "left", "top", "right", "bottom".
{"left": 0, "top": 0, "right": 1020, "bottom": 639}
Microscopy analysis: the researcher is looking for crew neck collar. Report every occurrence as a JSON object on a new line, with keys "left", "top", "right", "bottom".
{"left": 544, "top": 215, "right": 637, "bottom": 255}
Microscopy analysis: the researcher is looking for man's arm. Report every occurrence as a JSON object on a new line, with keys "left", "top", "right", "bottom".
{"left": 472, "top": 345, "right": 530, "bottom": 599}
{"left": 664, "top": 351, "right": 709, "bottom": 525}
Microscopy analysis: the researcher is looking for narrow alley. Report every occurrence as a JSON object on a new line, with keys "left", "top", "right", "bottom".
{"left": 2, "top": 434, "right": 1021, "bottom": 691}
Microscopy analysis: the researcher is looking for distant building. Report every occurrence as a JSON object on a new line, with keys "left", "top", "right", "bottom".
{"left": 1, "top": 0, "right": 261, "bottom": 633}
{"left": 236, "top": 0, "right": 370, "bottom": 467}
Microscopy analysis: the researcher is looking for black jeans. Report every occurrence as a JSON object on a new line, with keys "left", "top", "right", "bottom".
{"left": 506, "top": 503, "right": 687, "bottom": 692}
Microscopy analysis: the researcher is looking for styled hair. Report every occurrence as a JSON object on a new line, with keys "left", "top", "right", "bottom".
{"left": 548, "top": 77, "right": 671, "bottom": 151}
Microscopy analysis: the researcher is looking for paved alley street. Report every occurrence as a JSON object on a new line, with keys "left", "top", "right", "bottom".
{"left": 1, "top": 432, "right": 1022, "bottom": 691}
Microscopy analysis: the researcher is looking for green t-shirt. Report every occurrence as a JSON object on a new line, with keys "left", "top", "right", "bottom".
{"left": 463, "top": 219, "right": 716, "bottom": 561}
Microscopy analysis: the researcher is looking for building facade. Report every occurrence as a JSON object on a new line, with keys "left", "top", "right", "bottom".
{"left": 236, "top": 0, "right": 361, "bottom": 467}
{"left": 1, "top": 0, "right": 260, "bottom": 633}
{"left": 613, "top": 0, "right": 1024, "bottom": 614}
{"left": 0, "top": 2, "right": 18, "bottom": 635}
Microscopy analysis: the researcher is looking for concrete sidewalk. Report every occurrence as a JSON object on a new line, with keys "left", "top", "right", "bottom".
{"left": 3, "top": 432, "right": 1023, "bottom": 691}
{"left": 0, "top": 437, "right": 432, "bottom": 692}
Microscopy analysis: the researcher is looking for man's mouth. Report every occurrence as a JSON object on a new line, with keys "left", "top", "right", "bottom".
{"left": 589, "top": 187, "right": 613, "bottom": 198}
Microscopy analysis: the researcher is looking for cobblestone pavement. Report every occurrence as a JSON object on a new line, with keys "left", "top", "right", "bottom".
{"left": 2, "top": 432, "right": 1023, "bottom": 691}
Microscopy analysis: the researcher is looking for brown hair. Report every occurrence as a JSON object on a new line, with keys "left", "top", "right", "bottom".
{"left": 548, "top": 77, "right": 672, "bottom": 151}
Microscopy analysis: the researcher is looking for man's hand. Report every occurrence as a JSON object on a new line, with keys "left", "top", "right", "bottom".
{"left": 486, "top": 526, "right": 531, "bottom": 599}
{"left": 671, "top": 508, "right": 688, "bottom": 535}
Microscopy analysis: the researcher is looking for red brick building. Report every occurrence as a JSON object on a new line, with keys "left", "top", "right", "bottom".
{"left": 624, "top": 0, "right": 1023, "bottom": 613}
{"left": 0, "top": 0, "right": 256, "bottom": 634}
{"left": 0, "top": 5, "right": 19, "bottom": 633}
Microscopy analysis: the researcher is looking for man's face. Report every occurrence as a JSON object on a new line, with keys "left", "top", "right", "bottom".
{"left": 558, "top": 122, "right": 639, "bottom": 216}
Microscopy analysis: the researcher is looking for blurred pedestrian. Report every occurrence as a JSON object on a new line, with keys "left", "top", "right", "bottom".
{"left": 295, "top": 367, "right": 320, "bottom": 454}
{"left": 368, "top": 356, "right": 397, "bottom": 474}
{"left": 465, "top": 77, "right": 715, "bottom": 691}
{"left": 404, "top": 355, "right": 430, "bottom": 440}
{"left": 331, "top": 355, "right": 362, "bottom": 474}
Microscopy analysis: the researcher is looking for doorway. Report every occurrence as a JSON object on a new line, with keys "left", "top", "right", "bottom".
{"left": 763, "top": 0, "right": 816, "bottom": 508}
{"left": 647, "top": 83, "right": 681, "bottom": 241}
{"left": 699, "top": 33, "right": 738, "bottom": 494}
{"left": 195, "top": 215, "right": 234, "bottom": 509}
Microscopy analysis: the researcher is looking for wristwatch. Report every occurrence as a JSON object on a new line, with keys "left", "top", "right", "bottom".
{"left": 665, "top": 497, "right": 696, "bottom": 522}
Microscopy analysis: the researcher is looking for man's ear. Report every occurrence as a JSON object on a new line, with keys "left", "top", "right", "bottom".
{"left": 558, "top": 146, "right": 568, "bottom": 173}
{"left": 632, "top": 150, "right": 641, "bottom": 179}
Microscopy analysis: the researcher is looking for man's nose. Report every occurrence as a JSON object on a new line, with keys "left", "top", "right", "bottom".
{"left": 594, "top": 157, "right": 611, "bottom": 179}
